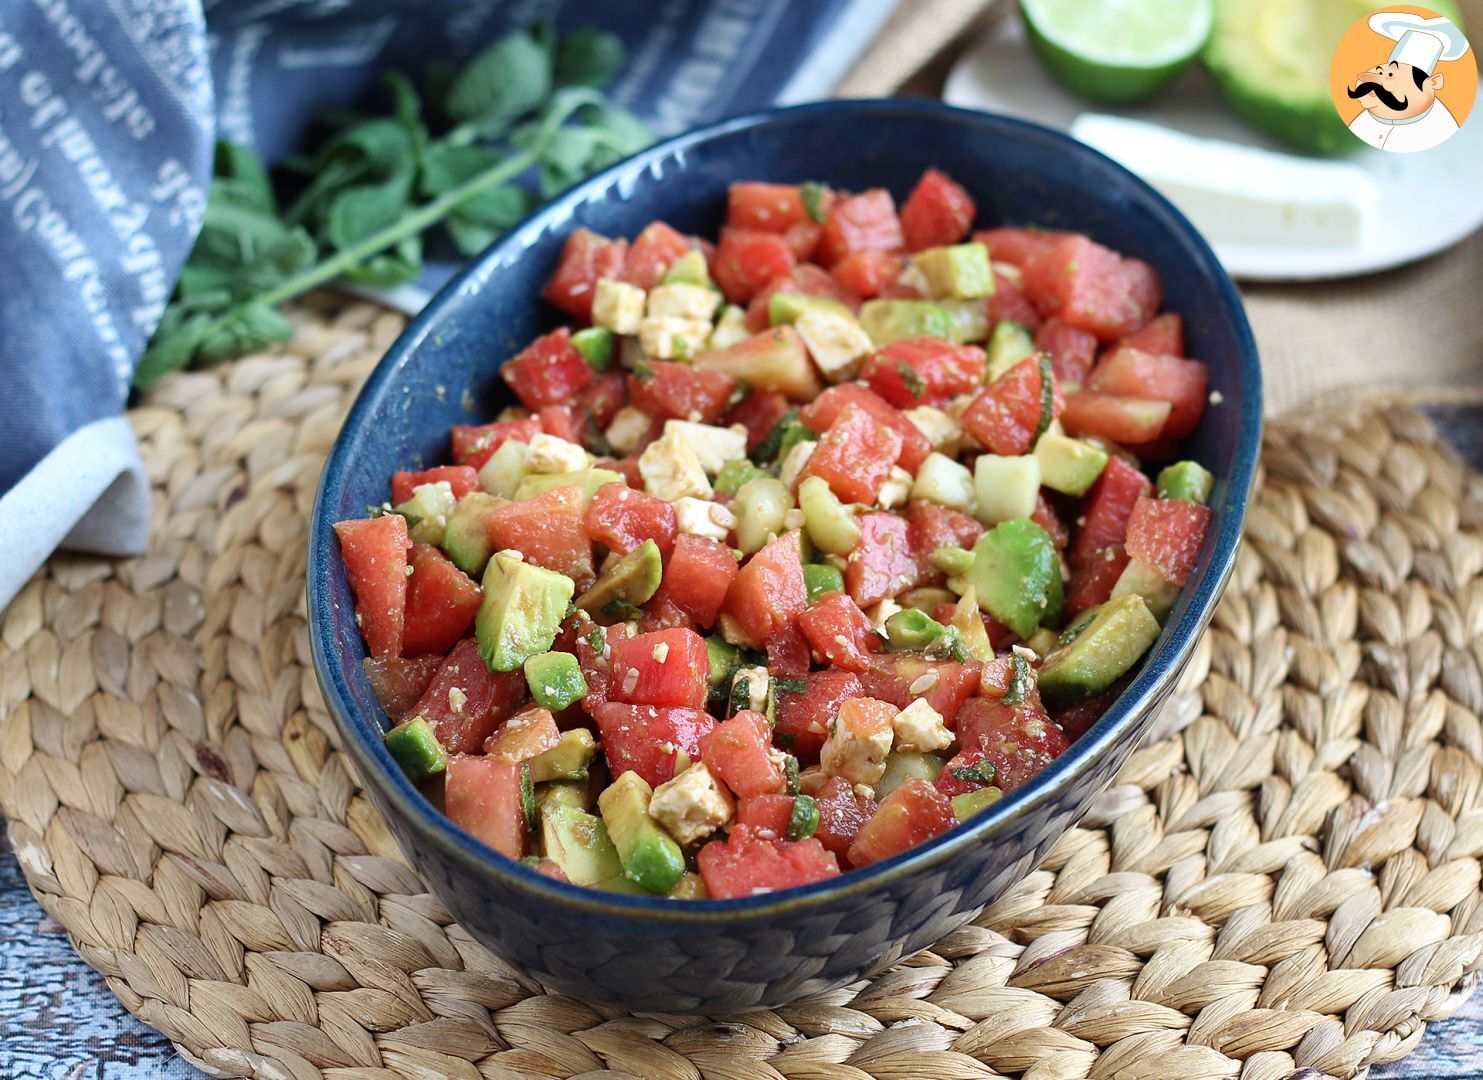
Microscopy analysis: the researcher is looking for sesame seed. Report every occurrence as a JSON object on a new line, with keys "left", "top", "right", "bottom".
{"left": 908, "top": 671, "right": 940, "bottom": 696}
{"left": 1209, "top": 390, "right": 1224, "bottom": 406}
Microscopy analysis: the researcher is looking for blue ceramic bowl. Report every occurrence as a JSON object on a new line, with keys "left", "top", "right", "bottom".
{"left": 308, "top": 99, "right": 1261, "bottom": 1013}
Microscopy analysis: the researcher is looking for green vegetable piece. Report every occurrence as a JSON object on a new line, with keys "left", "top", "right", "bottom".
{"left": 523, "top": 651, "right": 588, "bottom": 711}
{"left": 803, "top": 563, "right": 846, "bottom": 604}
{"left": 800, "top": 181, "right": 829, "bottom": 223}
{"left": 529, "top": 728, "right": 597, "bottom": 782}
{"left": 441, "top": 491, "right": 499, "bottom": 577}
{"left": 913, "top": 243, "right": 994, "bottom": 300}
{"left": 876, "top": 751, "right": 949, "bottom": 800}
{"left": 754, "top": 408, "right": 800, "bottom": 463}
{"left": 571, "top": 326, "right": 614, "bottom": 371}
{"left": 539, "top": 780, "right": 590, "bottom": 812}
{"left": 937, "top": 298, "right": 990, "bottom": 344}
{"left": 776, "top": 418, "right": 813, "bottom": 462}
{"left": 973, "top": 453, "right": 1041, "bottom": 526}
{"left": 768, "top": 292, "right": 851, "bottom": 326}
{"left": 705, "top": 637, "right": 743, "bottom": 687}
{"left": 885, "top": 609, "right": 948, "bottom": 651}
{"left": 786, "top": 794, "right": 820, "bottom": 840}
{"left": 715, "top": 458, "right": 768, "bottom": 496}
{"left": 1035, "top": 433, "right": 1109, "bottom": 496}
{"left": 952, "top": 786, "right": 1003, "bottom": 821}
{"left": 1023, "top": 627, "right": 1062, "bottom": 658}
{"left": 929, "top": 546, "right": 975, "bottom": 577}
{"left": 598, "top": 771, "right": 686, "bottom": 894}
{"left": 1032, "top": 353, "right": 1056, "bottom": 448}
{"left": 858, "top": 299, "right": 956, "bottom": 347}
{"left": 520, "top": 763, "right": 537, "bottom": 832}
{"left": 1110, "top": 557, "right": 1181, "bottom": 621}
{"left": 1002, "top": 652, "right": 1035, "bottom": 706}
{"left": 967, "top": 518, "right": 1063, "bottom": 639}
{"left": 1038, "top": 593, "right": 1161, "bottom": 707}
{"left": 514, "top": 467, "right": 621, "bottom": 508}
{"left": 476, "top": 550, "right": 574, "bottom": 672}
{"left": 574, "top": 538, "right": 663, "bottom": 623}
{"left": 383, "top": 717, "right": 447, "bottom": 783}
{"left": 985, "top": 321, "right": 1036, "bottom": 382}
{"left": 1157, "top": 460, "right": 1215, "bottom": 504}
{"left": 477, "top": 437, "right": 528, "bottom": 498}
{"left": 784, "top": 753, "right": 802, "bottom": 796}
{"left": 540, "top": 804, "right": 644, "bottom": 891}
{"left": 662, "top": 248, "right": 712, "bottom": 287}
{"left": 394, "top": 481, "right": 457, "bottom": 545}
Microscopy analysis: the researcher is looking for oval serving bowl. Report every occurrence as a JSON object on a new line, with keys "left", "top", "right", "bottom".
{"left": 308, "top": 98, "right": 1262, "bottom": 1013}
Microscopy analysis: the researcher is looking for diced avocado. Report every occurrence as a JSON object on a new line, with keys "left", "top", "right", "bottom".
{"left": 540, "top": 804, "right": 635, "bottom": 889}
{"left": 769, "top": 292, "right": 852, "bottom": 326}
{"left": 539, "top": 780, "right": 590, "bottom": 812}
{"left": 952, "top": 786, "right": 1003, "bottom": 820}
{"left": 786, "top": 793, "right": 820, "bottom": 840}
{"left": 930, "top": 546, "right": 976, "bottom": 577}
{"left": 898, "top": 586, "right": 956, "bottom": 614}
{"left": 859, "top": 299, "right": 957, "bottom": 347}
{"left": 938, "top": 298, "right": 990, "bottom": 344}
{"left": 478, "top": 437, "right": 528, "bottom": 498}
{"left": 1157, "top": 460, "right": 1214, "bottom": 504}
{"left": 967, "top": 518, "right": 1063, "bottom": 639}
{"left": 715, "top": 459, "right": 768, "bottom": 496}
{"left": 973, "top": 453, "right": 1041, "bottom": 527}
{"left": 985, "top": 321, "right": 1036, "bottom": 382}
{"left": 948, "top": 589, "right": 996, "bottom": 663}
{"left": 1110, "top": 557, "right": 1181, "bottom": 621}
{"left": 442, "top": 492, "right": 500, "bottom": 577}
{"left": 514, "top": 468, "right": 623, "bottom": 508}
{"left": 530, "top": 729, "right": 597, "bottom": 783}
{"left": 913, "top": 243, "right": 994, "bottom": 300}
{"left": 383, "top": 717, "right": 447, "bottom": 783}
{"left": 1023, "top": 627, "right": 1062, "bottom": 658}
{"left": 572, "top": 326, "right": 614, "bottom": 371}
{"left": 1038, "top": 593, "right": 1160, "bottom": 707}
{"left": 885, "top": 609, "right": 948, "bottom": 651}
{"left": 523, "top": 651, "right": 589, "bottom": 712}
{"left": 598, "top": 771, "right": 686, "bottom": 894}
{"left": 668, "top": 871, "right": 709, "bottom": 899}
{"left": 802, "top": 562, "right": 845, "bottom": 604}
{"left": 476, "top": 551, "right": 574, "bottom": 672}
{"left": 705, "top": 637, "right": 743, "bottom": 688}
{"left": 1035, "top": 433, "right": 1109, "bottom": 497}
{"left": 575, "top": 538, "right": 663, "bottom": 624}
{"left": 395, "top": 481, "right": 457, "bottom": 545}
{"left": 662, "top": 248, "right": 713, "bottom": 288}
{"left": 876, "top": 751, "right": 948, "bottom": 800}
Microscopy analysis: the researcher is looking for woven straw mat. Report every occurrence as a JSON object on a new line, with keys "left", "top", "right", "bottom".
{"left": 3, "top": 296, "right": 1483, "bottom": 1080}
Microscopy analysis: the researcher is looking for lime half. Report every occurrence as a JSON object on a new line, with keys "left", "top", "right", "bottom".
{"left": 1021, "top": 0, "right": 1214, "bottom": 104}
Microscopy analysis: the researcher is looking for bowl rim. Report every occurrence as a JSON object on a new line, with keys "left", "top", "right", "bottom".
{"left": 308, "top": 96, "right": 1262, "bottom": 923}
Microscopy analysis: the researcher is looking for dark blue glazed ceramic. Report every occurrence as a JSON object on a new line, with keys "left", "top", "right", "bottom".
{"left": 308, "top": 99, "right": 1261, "bottom": 1013}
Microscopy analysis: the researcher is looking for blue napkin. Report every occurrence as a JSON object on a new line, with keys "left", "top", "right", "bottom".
{"left": 0, "top": 0, "right": 895, "bottom": 607}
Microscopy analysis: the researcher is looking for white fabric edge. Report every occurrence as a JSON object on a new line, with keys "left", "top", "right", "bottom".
{"left": 774, "top": 0, "right": 903, "bottom": 103}
{"left": 0, "top": 416, "right": 150, "bottom": 610}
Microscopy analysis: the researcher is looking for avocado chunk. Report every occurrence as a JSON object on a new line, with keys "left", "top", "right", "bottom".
{"left": 441, "top": 491, "right": 500, "bottom": 577}
{"left": 1038, "top": 593, "right": 1160, "bottom": 707}
{"left": 598, "top": 771, "right": 686, "bottom": 894}
{"left": 476, "top": 551, "right": 574, "bottom": 672}
{"left": 913, "top": 242, "right": 994, "bottom": 300}
{"left": 523, "top": 651, "right": 589, "bottom": 712}
{"left": 477, "top": 437, "right": 528, "bottom": 498}
{"left": 539, "top": 779, "right": 591, "bottom": 812}
{"left": 876, "top": 751, "right": 949, "bottom": 800}
{"left": 885, "top": 608, "right": 948, "bottom": 652}
{"left": 715, "top": 458, "right": 768, "bottom": 495}
{"left": 929, "top": 545, "right": 976, "bottom": 577}
{"left": 571, "top": 326, "right": 614, "bottom": 371}
{"left": 802, "top": 562, "right": 845, "bottom": 604}
{"left": 1034, "top": 433, "right": 1109, "bottom": 496}
{"left": 948, "top": 589, "right": 996, "bottom": 663}
{"left": 662, "top": 248, "right": 713, "bottom": 288}
{"left": 1110, "top": 557, "right": 1181, "bottom": 621}
{"left": 540, "top": 804, "right": 643, "bottom": 891}
{"left": 575, "top": 538, "right": 663, "bottom": 624}
{"left": 1157, "top": 460, "right": 1214, "bottom": 504}
{"left": 514, "top": 467, "right": 622, "bottom": 508}
{"left": 786, "top": 793, "right": 820, "bottom": 840}
{"left": 383, "top": 717, "right": 447, "bottom": 783}
{"left": 937, "top": 298, "right": 990, "bottom": 344}
{"left": 705, "top": 637, "right": 742, "bottom": 687}
{"left": 967, "top": 518, "right": 1063, "bottom": 639}
{"left": 768, "top": 292, "right": 852, "bottom": 326}
{"left": 985, "top": 321, "right": 1036, "bottom": 382}
{"left": 952, "top": 786, "right": 1003, "bottom": 820}
{"left": 858, "top": 299, "right": 956, "bottom": 347}
{"left": 394, "top": 481, "right": 457, "bottom": 545}
{"left": 529, "top": 728, "right": 597, "bottom": 783}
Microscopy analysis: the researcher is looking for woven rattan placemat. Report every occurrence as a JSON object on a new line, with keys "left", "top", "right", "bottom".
{"left": 3, "top": 296, "right": 1482, "bottom": 1080}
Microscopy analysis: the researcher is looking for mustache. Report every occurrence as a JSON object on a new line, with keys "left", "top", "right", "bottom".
{"left": 1349, "top": 79, "right": 1409, "bottom": 110}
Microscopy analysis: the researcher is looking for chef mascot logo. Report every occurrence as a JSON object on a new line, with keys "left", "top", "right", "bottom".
{"left": 1330, "top": 6, "right": 1476, "bottom": 152}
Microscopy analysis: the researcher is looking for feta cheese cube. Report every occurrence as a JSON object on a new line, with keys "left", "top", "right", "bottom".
{"left": 674, "top": 496, "right": 732, "bottom": 541}
{"left": 777, "top": 438, "right": 817, "bottom": 491}
{"left": 866, "top": 598, "right": 902, "bottom": 632}
{"left": 648, "top": 763, "right": 734, "bottom": 846}
{"left": 523, "top": 432, "right": 588, "bottom": 474}
{"left": 638, "top": 316, "right": 712, "bottom": 360}
{"left": 733, "top": 666, "right": 769, "bottom": 714}
{"left": 604, "top": 406, "right": 652, "bottom": 456}
{"left": 820, "top": 703, "right": 894, "bottom": 786}
{"left": 639, "top": 431, "right": 712, "bottom": 502}
{"left": 709, "top": 304, "right": 751, "bottom": 350}
{"left": 903, "top": 405, "right": 963, "bottom": 454}
{"left": 663, "top": 420, "right": 748, "bottom": 475}
{"left": 647, "top": 282, "right": 721, "bottom": 322}
{"left": 892, "top": 699, "right": 953, "bottom": 754}
{"left": 592, "top": 278, "right": 645, "bottom": 334}
{"left": 795, "top": 308, "right": 873, "bottom": 383}
{"left": 877, "top": 466, "right": 913, "bottom": 510}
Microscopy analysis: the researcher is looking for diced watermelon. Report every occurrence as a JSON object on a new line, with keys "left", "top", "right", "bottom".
{"left": 1052, "top": 681, "right": 1125, "bottom": 742}
{"left": 803, "top": 405, "right": 903, "bottom": 505}
{"left": 816, "top": 189, "right": 904, "bottom": 267}
{"left": 537, "top": 405, "right": 581, "bottom": 445}
{"left": 363, "top": 655, "right": 442, "bottom": 720}
{"left": 906, "top": 500, "right": 984, "bottom": 587}
{"left": 846, "top": 779, "right": 956, "bottom": 867}
{"left": 697, "top": 824, "right": 840, "bottom": 898}
{"left": 973, "top": 227, "right": 1068, "bottom": 267}
{"left": 573, "top": 371, "right": 628, "bottom": 434}
{"left": 584, "top": 481, "right": 677, "bottom": 558}
{"left": 592, "top": 702, "right": 715, "bottom": 788}
{"left": 1124, "top": 496, "right": 1212, "bottom": 586}
{"left": 767, "top": 621, "right": 813, "bottom": 678}
{"left": 501, "top": 328, "right": 594, "bottom": 410}
{"left": 1120, "top": 312, "right": 1184, "bottom": 356}
{"left": 862, "top": 337, "right": 986, "bottom": 408}
{"left": 629, "top": 361, "right": 737, "bottom": 424}
{"left": 830, "top": 250, "right": 905, "bottom": 298}
{"left": 334, "top": 515, "right": 412, "bottom": 659}
{"left": 773, "top": 669, "right": 863, "bottom": 759}
{"left": 402, "top": 544, "right": 483, "bottom": 657}
{"left": 737, "top": 794, "right": 795, "bottom": 839}
{"left": 639, "top": 595, "right": 698, "bottom": 635}
{"left": 451, "top": 418, "right": 541, "bottom": 469}
{"left": 988, "top": 272, "right": 1042, "bottom": 332}
{"left": 723, "top": 389, "right": 792, "bottom": 454}
{"left": 845, "top": 512, "right": 917, "bottom": 608}
{"left": 390, "top": 466, "right": 479, "bottom": 506}
{"left": 934, "top": 746, "right": 991, "bottom": 798}
{"left": 702, "top": 710, "right": 786, "bottom": 797}
{"left": 1031, "top": 492, "right": 1069, "bottom": 551}
{"left": 445, "top": 756, "right": 526, "bottom": 858}
{"left": 961, "top": 355, "right": 1063, "bottom": 457}
{"left": 798, "top": 383, "right": 932, "bottom": 473}
{"left": 899, "top": 168, "right": 976, "bottom": 252}
{"left": 651, "top": 534, "right": 739, "bottom": 628}
{"left": 414, "top": 639, "right": 528, "bottom": 755}
{"left": 619, "top": 221, "right": 693, "bottom": 289}
{"left": 543, "top": 227, "right": 627, "bottom": 322}
{"left": 574, "top": 618, "right": 625, "bottom": 708}
{"left": 1035, "top": 319, "right": 1098, "bottom": 385}
{"left": 798, "top": 590, "right": 879, "bottom": 672}
{"left": 858, "top": 653, "right": 980, "bottom": 729}
{"left": 721, "top": 531, "right": 808, "bottom": 646}
{"left": 1021, "top": 235, "right": 1161, "bottom": 341}
{"left": 727, "top": 182, "right": 822, "bottom": 233}
{"left": 813, "top": 776, "right": 877, "bottom": 861}
{"left": 1065, "top": 545, "right": 1130, "bottom": 617}
{"left": 1088, "top": 347, "right": 1209, "bottom": 439}
{"left": 1061, "top": 391, "right": 1172, "bottom": 445}
{"left": 957, "top": 696, "right": 1068, "bottom": 793}
{"left": 1068, "top": 455, "right": 1153, "bottom": 569}
{"left": 485, "top": 485, "right": 595, "bottom": 588}
{"left": 608, "top": 627, "right": 710, "bottom": 710}
{"left": 784, "top": 220, "right": 824, "bottom": 262}
{"left": 713, "top": 227, "right": 797, "bottom": 304}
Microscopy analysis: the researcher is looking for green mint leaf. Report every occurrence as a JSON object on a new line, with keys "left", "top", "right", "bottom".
{"left": 951, "top": 761, "right": 995, "bottom": 785}
{"left": 556, "top": 28, "right": 625, "bottom": 89}
{"left": 133, "top": 313, "right": 212, "bottom": 392}
{"left": 801, "top": 181, "right": 828, "bottom": 223}
{"left": 896, "top": 360, "right": 926, "bottom": 400}
{"left": 213, "top": 141, "right": 276, "bottom": 214}
{"left": 446, "top": 30, "right": 553, "bottom": 126}
{"left": 341, "top": 234, "right": 422, "bottom": 287}
{"left": 419, "top": 143, "right": 501, "bottom": 196}
{"left": 773, "top": 678, "right": 806, "bottom": 695}
{"left": 324, "top": 167, "right": 415, "bottom": 249}
{"left": 1032, "top": 352, "right": 1055, "bottom": 448}
{"left": 1002, "top": 652, "right": 1034, "bottom": 706}
{"left": 454, "top": 184, "right": 533, "bottom": 229}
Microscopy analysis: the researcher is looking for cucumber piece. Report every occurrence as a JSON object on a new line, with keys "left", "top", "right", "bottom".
{"left": 515, "top": 467, "right": 624, "bottom": 508}
{"left": 572, "top": 326, "right": 614, "bottom": 371}
{"left": 1035, "top": 433, "right": 1109, "bottom": 496}
{"left": 937, "top": 298, "right": 991, "bottom": 344}
{"left": 394, "top": 481, "right": 457, "bottom": 545}
{"left": 769, "top": 292, "right": 852, "bottom": 326}
{"left": 952, "top": 786, "right": 1003, "bottom": 820}
{"left": 884, "top": 609, "right": 948, "bottom": 651}
{"left": 1110, "top": 556, "right": 1181, "bottom": 621}
{"left": 476, "top": 551, "right": 573, "bottom": 672}
{"left": 876, "top": 751, "right": 948, "bottom": 800}
{"left": 662, "top": 248, "right": 713, "bottom": 287}
{"left": 985, "top": 321, "right": 1036, "bottom": 382}
{"left": 858, "top": 299, "right": 956, "bottom": 347}
{"left": 715, "top": 458, "right": 768, "bottom": 496}
{"left": 383, "top": 717, "right": 447, "bottom": 783}
{"left": 1038, "top": 593, "right": 1160, "bottom": 706}
{"left": 733, "top": 477, "right": 793, "bottom": 555}
{"left": 529, "top": 729, "right": 597, "bottom": 782}
{"left": 598, "top": 771, "right": 686, "bottom": 894}
{"left": 803, "top": 562, "right": 846, "bottom": 604}
{"left": 523, "top": 651, "right": 589, "bottom": 712}
{"left": 912, "top": 243, "right": 994, "bottom": 300}
{"left": 441, "top": 492, "right": 499, "bottom": 577}
{"left": 967, "top": 518, "right": 1063, "bottom": 639}
{"left": 575, "top": 538, "right": 663, "bottom": 623}
{"left": 1157, "top": 460, "right": 1214, "bottom": 504}
{"left": 786, "top": 794, "right": 820, "bottom": 840}
{"left": 797, "top": 475, "right": 861, "bottom": 556}
{"left": 477, "top": 437, "right": 528, "bottom": 499}
{"left": 973, "top": 453, "right": 1041, "bottom": 526}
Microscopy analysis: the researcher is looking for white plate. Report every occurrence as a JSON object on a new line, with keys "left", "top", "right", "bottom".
{"left": 944, "top": 17, "right": 1483, "bottom": 281}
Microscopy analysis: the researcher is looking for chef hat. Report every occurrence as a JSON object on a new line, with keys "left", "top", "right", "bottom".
{"left": 1368, "top": 12, "right": 1470, "bottom": 75}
